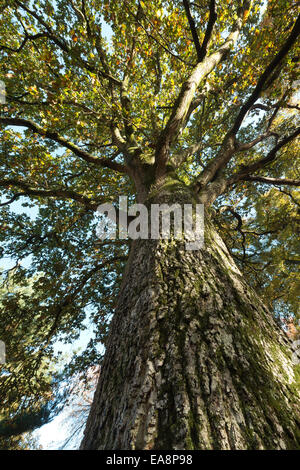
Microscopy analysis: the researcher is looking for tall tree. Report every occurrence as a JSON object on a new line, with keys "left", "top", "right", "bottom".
{"left": 0, "top": 0, "right": 299, "bottom": 449}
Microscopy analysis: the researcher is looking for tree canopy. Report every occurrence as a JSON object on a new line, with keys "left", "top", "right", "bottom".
{"left": 0, "top": 0, "right": 299, "bottom": 446}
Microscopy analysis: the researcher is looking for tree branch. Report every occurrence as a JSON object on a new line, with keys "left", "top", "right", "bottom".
{"left": 240, "top": 176, "right": 300, "bottom": 186}
{"left": 196, "top": 127, "right": 300, "bottom": 206}
{"left": 154, "top": 0, "right": 251, "bottom": 177}
{"left": 236, "top": 132, "right": 277, "bottom": 151}
{"left": 229, "top": 127, "right": 300, "bottom": 184}
{"left": 218, "top": 205, "right": 246, "bottom": 260}
{"left": 230, "top": 14, "right": 300, "bottom": 136}
{"left": 193, "top": 15, "right": 300, "bottom": 188}
{"left": 0, "top": 32, "right": 48, "bottom": 53}
{"left": 182, "top": 0, "right": 203, "bottom": 61}
{"left": 183, "top": 0, "right": 217, "bottom": 63}
{"left": 277, "top": 188, "right": 300, "bottom": 206}
{"left": 0, "top": 117, "right": 128, "bottom": 173}
{"left": 197, "top": 0, "right": 217, "bottom": 62}
{"left": 0, "top": 178, "right": 102, "bottom": 210}
{"left": 172, "top": 142, "right": 203, "bottom": 168}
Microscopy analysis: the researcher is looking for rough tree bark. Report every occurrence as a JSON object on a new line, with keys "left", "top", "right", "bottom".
{"left": 80, "top": 181, "right": 300, "bottom": 450}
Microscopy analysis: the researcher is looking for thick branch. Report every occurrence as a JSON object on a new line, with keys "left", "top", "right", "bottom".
{"left": 0, "top": 32, "right": 48, "bottom": 53}
{"left": 197, "top": 128, "right": 300, "bottom": 206}
{"left": 154, "top": 1, "right": 251, "bottom": 177}
{"left": 240, "top": 176, "right": 300, "bottom": 186}
{"left": 230, "top": 14, "right": 300, "bottom": 136}
{"left": 0, "top": 117, "right": 128, "bottom": 173}
{"left": 197, "top": 0, "right": 217, "bottom": 62}
{"left": 229, "top": 127, "right": 300, "bottom": 184}
{"left": 236, "top": 132, "right": 277, "bottom": 151}
{"left": 0, "top": 178, "right": 101, "bottom": 209}
{"left": 172, "top": 142, "right": 203, "bottom": 168}
{"left": 195, "top": 16, "right": 300, "bottom": 188}
{"left": 183, "top": 0, "right": 216, "bottom": 63}
{"left": 182, "top": 0, "right": 203, "bottom": 61}
{"left": 197, "top": 19, "right": 299, "bottom": 189}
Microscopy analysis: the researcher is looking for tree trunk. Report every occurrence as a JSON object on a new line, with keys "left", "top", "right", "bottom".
{"left": 80, "top": 185, "right": 300, "bottom": 450}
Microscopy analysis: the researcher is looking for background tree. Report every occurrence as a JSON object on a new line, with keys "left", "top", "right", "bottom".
{"left": 0, "top": 430, "right": 41, "bottom": 450}
{"left": 0, "top": 273, "right": 64, "bottom": 449}
{"left": 0, "top": 0, "right": 299, "bottom": 450}
{"left": 59, "top": 365, "right": 100, "bottom": 449}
